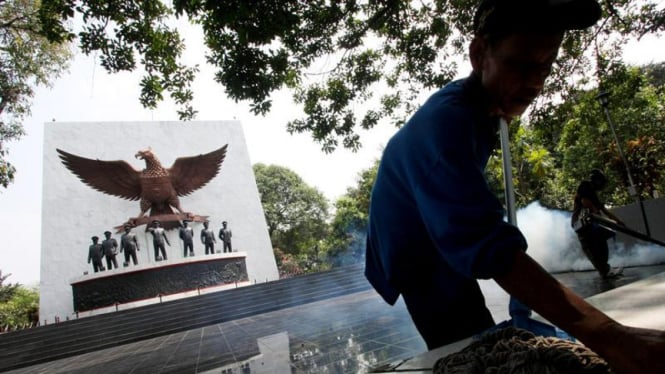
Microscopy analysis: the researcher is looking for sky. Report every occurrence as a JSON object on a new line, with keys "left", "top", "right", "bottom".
{"left": 0, "top": 23, "right": 663, "bottom": 287}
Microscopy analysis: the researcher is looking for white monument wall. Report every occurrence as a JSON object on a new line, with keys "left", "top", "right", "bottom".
{"left": 40, "top": 121, "right": 278, "bottom": 321}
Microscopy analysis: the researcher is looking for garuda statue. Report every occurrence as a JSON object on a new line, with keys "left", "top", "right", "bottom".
{"left": 57, "top": 145, "right": 228, "bottom": 230}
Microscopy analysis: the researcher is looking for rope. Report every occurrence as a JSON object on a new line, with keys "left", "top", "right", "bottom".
{"left": 433, "top": 327, "right": 612, "bottom": 374}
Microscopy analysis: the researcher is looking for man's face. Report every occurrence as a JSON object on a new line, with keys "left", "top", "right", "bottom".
{"left": 474, "top": 32, "right": 563, "bottom": 118}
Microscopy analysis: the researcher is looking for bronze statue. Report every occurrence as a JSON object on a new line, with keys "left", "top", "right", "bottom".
{"left": 179, "top": 220, "right": 195, "bottom": 257}
{"left": 101, "top": 231, "right": 119, "bottom": 270}
{"left": 56, "top": 145, "right": 228, "bottom": 230}
{"left": 87, "top": 236, "right": 105, "bottom": 273}
{"left": 218, "top": 221, "right": 233, "bottom": 253}
{"left": 200, "top": 221, "right": 216, "bottom": 255}
{"left": 120, "top": 224, "right": 140, "bottom": 266}
{"left": 148, "top": 220, "right": 170, "bottom": 261}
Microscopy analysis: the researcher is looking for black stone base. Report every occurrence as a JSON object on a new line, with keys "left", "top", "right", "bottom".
{"left": 71, "top": 255, "right": 248, "bottom": 312}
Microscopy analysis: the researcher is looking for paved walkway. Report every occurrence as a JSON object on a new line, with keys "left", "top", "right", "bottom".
{"left": 5, "top": 264, "right": 665, "bottom": 374}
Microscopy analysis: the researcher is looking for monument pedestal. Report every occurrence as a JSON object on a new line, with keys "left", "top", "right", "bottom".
{"left": 70, "top": 252, "right": 248, "bottom": 312}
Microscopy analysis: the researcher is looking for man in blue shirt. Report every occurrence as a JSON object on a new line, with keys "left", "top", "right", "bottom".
{"left": 366, "top": 0, "right": 664, "bottom": 372}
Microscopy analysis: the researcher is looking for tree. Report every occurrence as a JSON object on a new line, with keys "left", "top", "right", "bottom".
{"left": 39, "top": 0, "right": 665, "bottom": 154}
{"left": 0, "top": 270, "right": 38, "bottom": 328}
{"left": 0, "top": 0, "right": 71, "bottom": 187}
{"left": 0, "top": 270, "right": 18, "bottom": 303}
{"left": 324, "top": 160, "right": 378, "bottom": 267}
{"left": 522, "top": 62, "right": 665, "bottom": 209}
{"left": 253, "top": 163, "right": 329, "bottom": 261}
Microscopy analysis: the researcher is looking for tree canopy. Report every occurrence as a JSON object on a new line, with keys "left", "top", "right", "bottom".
{"left": 0, "top": 0, "right": 71, "bottom": 187}
{"left": 481, "top": 61, "right": 665, "bottom": 211}
{"left": 0, "top": 0, "right": 662, "bottom": 188}
{"left": 324, "top": 159, "right": 378, "bottom": 266}
{"left": 0, "top": 270, "right": 38, "bottom": 328}
{"left": 253, "top": 163, "right": 329, "bottom": 258}
{"left": 37, "top": 0, "right": 665, "bottom": 157}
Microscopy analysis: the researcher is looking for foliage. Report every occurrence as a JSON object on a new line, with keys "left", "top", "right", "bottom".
{"left": 39, "top": 0, "right": 197, "bottom": 120}
{"left": 0, "top": 270, "right": 19, "bottom": 303}
{"left": 0, "top": 0, "right": 71, "bottom": 187}
{"left": 323, "top": 159, "right": 378, "bottom": 267}
{"left": 0, "top": 271, "right": 39, "bottom": 327}
{"left": 38, "top": 0, "right": 665, "bottom": 154}
{"left": 486, "top": 120, "right": 556, "bottom": 208}
{"left": 516, "top": 62, "right": 665, "bottom": 210}
{"left": 273, "top": 247, "right": 330, "bottom": 278}
{"left": 253, "top": 163, "right": 329, "bottom": 261}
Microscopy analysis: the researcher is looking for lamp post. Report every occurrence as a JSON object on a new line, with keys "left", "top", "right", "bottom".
{"left": 596, "top": 90, "right": 650, "bottom": 236}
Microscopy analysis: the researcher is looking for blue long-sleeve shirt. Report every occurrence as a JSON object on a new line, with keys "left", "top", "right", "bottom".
{"left": 365, "top": 75, "right": 527, "bottom": 305}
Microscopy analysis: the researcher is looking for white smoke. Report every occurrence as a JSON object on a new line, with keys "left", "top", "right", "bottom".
{"left": 516, "top": 201, "right": 665, "bottom": 273}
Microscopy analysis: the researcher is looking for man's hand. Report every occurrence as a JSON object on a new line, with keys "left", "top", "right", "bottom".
{"left": 595, "top": 324, "right": 665, "bottom": 374}
{"left": 494, "top": 250, "right": 665, "bottom": 374}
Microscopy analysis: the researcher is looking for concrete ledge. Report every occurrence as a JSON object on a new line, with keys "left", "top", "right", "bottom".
{"left": 71, "top": 253, "right": 248, "bottom": 311}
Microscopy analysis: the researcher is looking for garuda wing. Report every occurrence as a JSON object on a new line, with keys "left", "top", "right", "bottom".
{"left": 56, "top": 148, "right": 142, "bottom": 200}
{"left": 169, "top": 144, "right": 228, "bottom": 197}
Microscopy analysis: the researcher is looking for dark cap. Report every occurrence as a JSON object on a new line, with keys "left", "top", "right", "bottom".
{"left": 474, "top": 0, "right": 601, "bottom": 36}
{"left": 152, "top": 219, "right": 160, "bottom": 224}
{"left": 589, "top": 168, "right": 606, "bottom": 182}
{"left": 104, "top": 231, "right": 112, "bottom": 235}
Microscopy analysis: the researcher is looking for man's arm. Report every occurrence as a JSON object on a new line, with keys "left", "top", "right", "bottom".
{"left": 599, "top": 206, "right": 625, "bottom": 226}
{"left": 495, "top": 250, "right": 665, "bottom": 374}
{"left": 580, "top": 197, "right": 600, "bottom": 213}
{"left": 163, "top": 232, "right": 170, "bottom": 246}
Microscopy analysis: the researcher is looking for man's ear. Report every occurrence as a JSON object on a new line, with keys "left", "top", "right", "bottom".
{"left": 469, "top": 37, "right": 485, "bottom": 73}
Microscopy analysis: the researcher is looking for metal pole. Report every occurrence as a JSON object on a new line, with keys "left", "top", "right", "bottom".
{"left": 499, "top": 118, "right": 517, "bottom": 225}
{"left": 599, "top": 94, "right": 651, "bottom": 236}
{"left": 500, "top": 118, "right": 533, "bottom": 321}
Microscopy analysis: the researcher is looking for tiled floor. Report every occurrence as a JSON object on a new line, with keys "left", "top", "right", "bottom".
{"left": 6, "top": 264, "right": 665, "bottom": 374}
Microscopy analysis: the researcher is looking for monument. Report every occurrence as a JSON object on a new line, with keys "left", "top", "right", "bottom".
{"left": 40, "top": 121, "right": 279, "bottom": 322}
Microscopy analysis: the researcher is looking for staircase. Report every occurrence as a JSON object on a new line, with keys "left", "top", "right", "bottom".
{"left": 0, "top": 264, "right": 371, "bottom": 372}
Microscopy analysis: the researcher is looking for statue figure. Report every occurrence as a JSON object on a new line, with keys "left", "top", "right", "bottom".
{"left": 200, "top": 221, "right": 216, "bottom": 255}
{"left": 101, "top": 231, "right": 119, "bottom": 270}
{"left": 120, "top": 224, "right": 140, "bottom": 266}
{"left": 87, "top": 236, "right": 105, "bottom": 273}
{"left": 179, "top": 220, "right": 195, "bottom": 257}
{"left": 148, "top": 219, "right": 170, "bottom": 261}
{"left": 218, "top": 221, "right": 233, "bottom": 253}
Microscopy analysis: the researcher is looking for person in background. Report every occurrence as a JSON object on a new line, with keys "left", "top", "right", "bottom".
{"left": 571, "top": 169, "right": 625, "bottom": 278}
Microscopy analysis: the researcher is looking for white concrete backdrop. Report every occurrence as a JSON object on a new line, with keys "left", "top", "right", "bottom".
{"left": 40, "top": 121, "right": 278, "bottom": 321}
